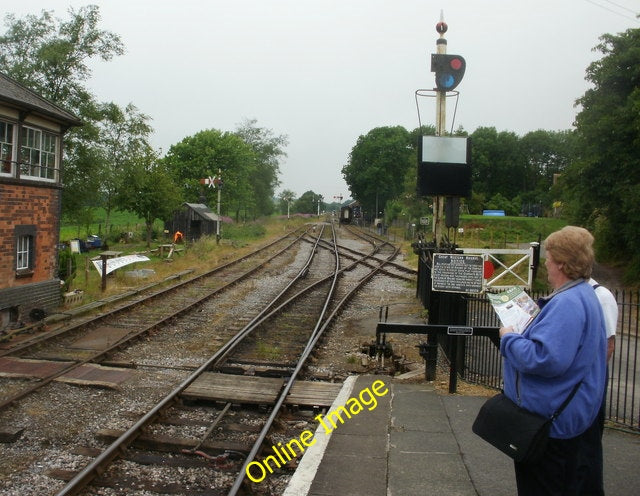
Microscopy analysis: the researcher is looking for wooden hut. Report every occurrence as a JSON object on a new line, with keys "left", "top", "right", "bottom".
{"left": 166, "top": 203, "right": 221, "bottom": 242}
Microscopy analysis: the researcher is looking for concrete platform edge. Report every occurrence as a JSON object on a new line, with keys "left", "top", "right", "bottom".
{"left": 283, "top": 375, "right": 358, "bottom": 496}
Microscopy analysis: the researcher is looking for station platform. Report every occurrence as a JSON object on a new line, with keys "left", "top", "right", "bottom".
{"left": 284, "top": 375, "right": 640, "bottom": 496}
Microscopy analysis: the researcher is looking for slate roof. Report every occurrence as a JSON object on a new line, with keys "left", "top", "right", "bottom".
{"left": 0, "top": 71, "right": 82, "bottom": 127}
{"left": 184, "top": 203, "right": 221, "bottom": 222}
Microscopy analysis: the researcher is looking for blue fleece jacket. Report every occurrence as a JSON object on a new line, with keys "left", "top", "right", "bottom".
{"left": 500, "top": 280, "right": 607, "bottom": 439}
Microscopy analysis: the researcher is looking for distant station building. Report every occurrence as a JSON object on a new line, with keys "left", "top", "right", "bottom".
{"left": 0, "top": 72, "right": 82, "bottom": 330}
{"left": 166, "top": 202, "right": 222, "bottom": 242}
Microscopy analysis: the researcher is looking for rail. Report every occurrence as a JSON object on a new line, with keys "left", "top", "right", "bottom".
{"left": 54, "top": 227, "right": 327, "bottom": 495}
{"left": 56, "top": 223, "right": 403, "bottom": 494}
{"left": 228, "top": 225, "right": 401, "bottom": 494}
{"left": 0, "top": 229, "right": 310, "bottom": 412}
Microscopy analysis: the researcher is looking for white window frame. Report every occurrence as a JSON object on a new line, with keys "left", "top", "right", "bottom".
{"left": 0, "top": 120, "right": 15, "bottom": 176}
{"left": 20, "top": 125, "right": 59, "bottom": 182}
{"left": 16, "top": 235, "right": 31, "bottom": 270}
{"left": 15, "top": 225, "right": 36, "bottom": 275}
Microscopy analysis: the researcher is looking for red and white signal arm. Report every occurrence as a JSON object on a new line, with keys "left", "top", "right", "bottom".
{"left": 199, "top": 176, "right": 215, "bottom": 188}
{"left": 199, "top": 175, "right": 223, "bottom": 188}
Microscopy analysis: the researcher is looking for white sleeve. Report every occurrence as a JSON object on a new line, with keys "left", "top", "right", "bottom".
{"left": 595, "top": 286, "right": 618, "bottom": 338}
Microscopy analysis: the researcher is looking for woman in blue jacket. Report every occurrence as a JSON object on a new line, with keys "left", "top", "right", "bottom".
{"left": 499, "top": 226, "right": 607, "bottom": 495}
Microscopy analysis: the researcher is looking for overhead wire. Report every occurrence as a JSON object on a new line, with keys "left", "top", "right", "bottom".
{"left": 583, "top": 0, "right": 640, "bottom": 22}
{"left": 602, "top": 0, "right": 638, "bottom": 15}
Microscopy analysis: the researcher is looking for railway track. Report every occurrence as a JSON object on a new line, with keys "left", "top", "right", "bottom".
{"left": 0, "top": 227, "right": 312, "bottom": 411}
{"left": 0, "top": 222, "right": 414, "bottom": 495}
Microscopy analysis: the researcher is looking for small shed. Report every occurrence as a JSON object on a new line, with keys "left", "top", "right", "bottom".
{"left": 166, "top": 203, "right": 221, "bottom": 242}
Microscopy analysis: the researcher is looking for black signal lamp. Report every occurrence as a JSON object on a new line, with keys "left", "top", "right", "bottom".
{"left": 431, "top": 53, "right": 466, "bottom": 91}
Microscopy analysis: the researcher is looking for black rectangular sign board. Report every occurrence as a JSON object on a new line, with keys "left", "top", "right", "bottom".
{"left": 432, "top": 253, "right": 484, "bottom": 293}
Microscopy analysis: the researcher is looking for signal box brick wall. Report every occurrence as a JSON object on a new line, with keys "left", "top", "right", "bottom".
{"left": 0, "top": 72, "right": 81, "bottom": 327}
{"left": 0, "top": 183, "right": 62, "bottom": 317}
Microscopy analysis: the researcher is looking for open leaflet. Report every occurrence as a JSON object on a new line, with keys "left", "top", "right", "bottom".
{"left": 487, "top": 287, "right": 540, "bottom": 334}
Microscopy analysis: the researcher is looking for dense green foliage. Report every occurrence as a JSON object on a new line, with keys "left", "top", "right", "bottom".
{"left": 234, "top": 118, "right": 287, "bottom": 217}
{"left": 342, "top": 126, "right": 414, "bottom": 217}
{"left": 161, "top": 121, "right": 286, "bottom": 222}
{"left": 162, "top": 129, "right": 257, "bottom": 218}
{"left": 0, "top": 6, "right": 123, "bottom": 106}
{"left": 117, "top": 150, "right": 183, "bottom": 246}
{"left": 292, "top": 190, "right": 324, "bottom": 214}
{"left": 560, "top": 28, "right": 640, "bottom": 279}
{"left": 342, "top": 125, "right": 577, "bottom": 220}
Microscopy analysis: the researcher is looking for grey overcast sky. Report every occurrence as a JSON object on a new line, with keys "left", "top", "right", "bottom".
{"left": 9, "top": 0, "right": 640, "bottom": 202}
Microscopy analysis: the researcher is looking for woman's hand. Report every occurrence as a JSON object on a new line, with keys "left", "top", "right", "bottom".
{"left": 499, "top": 326, "right": 515, "bottom": 338}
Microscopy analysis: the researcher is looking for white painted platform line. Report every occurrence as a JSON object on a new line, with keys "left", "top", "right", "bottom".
{"left": 282, "top": 375, "right": 358, "bottom": 496}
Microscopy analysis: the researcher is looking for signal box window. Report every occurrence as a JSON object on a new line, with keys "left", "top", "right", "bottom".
{"left": 15, "top": 225, "right": 36, "bottom": 276}
{"left": 0, "top": 120, "right": 14, "bottom": 175}
{"left": 20, "top": 126, "right": 58, "bottom": 181}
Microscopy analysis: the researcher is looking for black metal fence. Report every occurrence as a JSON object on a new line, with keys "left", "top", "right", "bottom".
{"left": 462, "top": 289, "right": 640, "bottom": 432}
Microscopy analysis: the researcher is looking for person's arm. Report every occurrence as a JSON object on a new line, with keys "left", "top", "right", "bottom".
{"left": 500, "top": 298, "right": 583, "bottom": 377}
{"left": 607, "top": 336, "right": 615, "bottom": 362}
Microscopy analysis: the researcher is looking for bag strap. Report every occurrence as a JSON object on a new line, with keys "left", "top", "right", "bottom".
{"left": 550, "top": 381, "right": 582, "bottom": 421}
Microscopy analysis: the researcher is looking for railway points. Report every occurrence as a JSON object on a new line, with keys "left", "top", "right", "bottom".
{"left": 0, "top": 222, "right": 637, "bottom": 495}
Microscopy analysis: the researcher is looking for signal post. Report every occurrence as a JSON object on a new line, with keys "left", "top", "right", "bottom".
{"left": 432, "top": 18, "right": 447, "bottom": 243}
{"left": 385, "top": 15, "right": 481, "bottom": 391}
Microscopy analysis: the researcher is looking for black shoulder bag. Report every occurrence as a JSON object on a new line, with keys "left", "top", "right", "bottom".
{"left": 471, "top": 383, "right": 581, "bottom": 464}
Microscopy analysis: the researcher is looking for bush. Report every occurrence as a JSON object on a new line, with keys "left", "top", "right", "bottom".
{"left": 57, "top": 248, "right": 77, "bottom": 291}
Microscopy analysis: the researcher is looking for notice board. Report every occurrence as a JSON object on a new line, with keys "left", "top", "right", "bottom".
{"left": 432, "top": 253, "right": 484, "bottom": 293}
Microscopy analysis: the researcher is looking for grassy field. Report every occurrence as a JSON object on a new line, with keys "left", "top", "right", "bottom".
{"left": 60, "top": 213, "right": 310, "bottom": 306}
{"left": 60, "top": 209, "right": 165, "bottom": 244}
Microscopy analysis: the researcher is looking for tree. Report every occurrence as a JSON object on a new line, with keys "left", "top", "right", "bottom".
{"left": 117, "top": 149, "right": 182, "bottom": 247}
{"left": 470, "top": 127, "right": 525, "bottom": 202}
{"left": 162, "top": 129, "right": 257, "bottom": 222}
{"left": 563, "top": 27, "right": 640, "bottom": 273}
{"left": 96, "top": 102, "right": 154, "bottom": 234}
{"left": 293, "top": 191, "right": 321, "bottom": 215}
{"left": 234, "top": 119, "right": 288, "bottom": 218}
{"left": 519, "top": 129, "right": 577, "bottom": 209}
{"left": 342, "top": 126, "right": 414, "bottom": 217}
{"left": 278, "top": 189, "right": 297, "bottom": 217}
{"left": 0, "top": 6, "right": 123, "bottom": 108}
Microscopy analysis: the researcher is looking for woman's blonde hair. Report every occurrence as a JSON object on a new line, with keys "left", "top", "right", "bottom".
{"left": 544, "top": 226, "right": 594, "bottom": 280}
